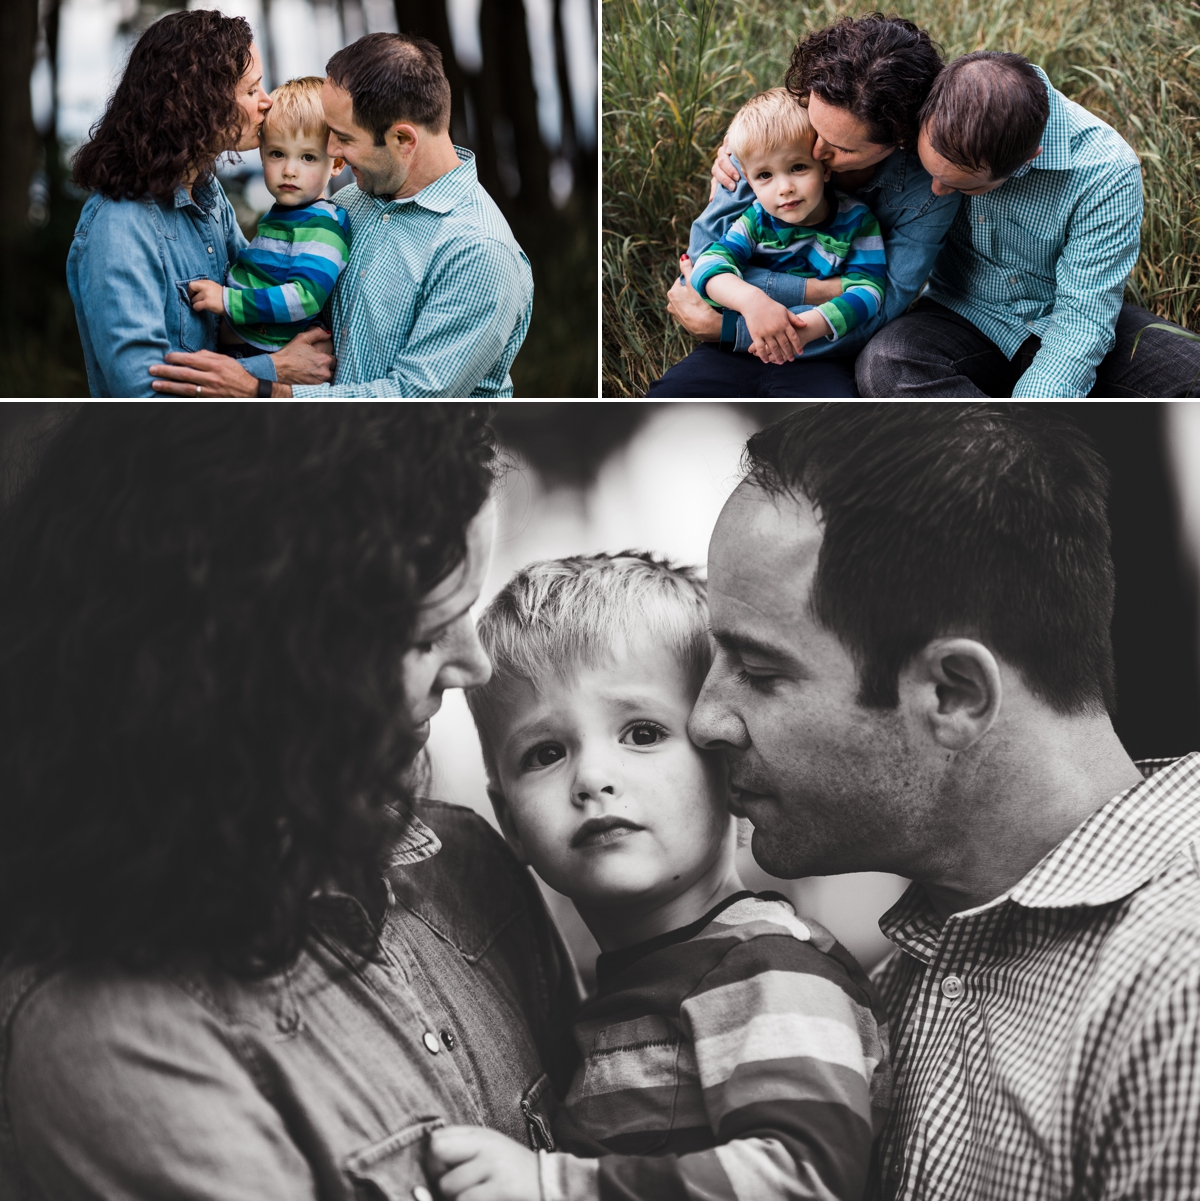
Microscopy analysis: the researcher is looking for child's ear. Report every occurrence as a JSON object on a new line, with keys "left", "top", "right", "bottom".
{"left": 332, "top": 156, "right": 345, "bottom": 174}
{"left": 488, "top": 787, "right": 529, "bottom": 865}
{"left": 821, "top": 162, "right": 832, "bottom": 181}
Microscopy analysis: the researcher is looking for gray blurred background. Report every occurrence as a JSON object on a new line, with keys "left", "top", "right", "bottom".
{"left": 4, "top": 0, "right": 596, "bottom": 396}
{"left": 2, "top": 401, "right": 1197, "bottom": 988}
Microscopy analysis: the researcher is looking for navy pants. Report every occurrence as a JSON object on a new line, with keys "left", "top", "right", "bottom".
{"left": 646, "top": 344, "right": 858, "bottom": 398}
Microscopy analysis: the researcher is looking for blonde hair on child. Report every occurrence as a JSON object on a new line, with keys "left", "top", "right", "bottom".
{"left": 466, "top": 551, "right": 711, "bottom": 780}
{"left": 726, "top": 87, "right": 815, "bottom": 163}
{"left": 263, "top": 76, "right": 329, "bottom": 141}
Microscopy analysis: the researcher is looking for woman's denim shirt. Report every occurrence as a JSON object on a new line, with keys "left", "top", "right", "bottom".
{"left": 0, "top": 800, "right": 580, "bottom": 1201}
{"left": 66, "top": 178, "right": 276, "bottom": 397}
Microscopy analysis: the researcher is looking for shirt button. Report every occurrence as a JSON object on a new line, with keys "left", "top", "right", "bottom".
{"left": 359, "top": 269, "right": 366, "bottom": 279}
{"left": 413, "top": 1188, "right": 434, "bottom": 1201}
{"left": 422, "top": 1030, "right": 441, "bottom": 1054}
{"left": 207, "top": 246, "right": 213, "bottom": 253}
{"left": 941, "top": 974, "right": 964, "bottom": 1000}
{"left": 382, "top": 212, "right": 391, "bottom": 222}
{"left": 440, "top": 1030, "right": 456, "bottom": 1050}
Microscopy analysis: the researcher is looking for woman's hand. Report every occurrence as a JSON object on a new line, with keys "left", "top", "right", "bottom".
{"left": 188, "top": 279, "right": 225, "bottom": 314}
{"left": 427, "top": 1126, "right": 540, "bottom": 1201}
{"left": 712, "top": 143, "right": 742, "bottom": 194}
{"left": 666, "top": 256, "right": 722, "bottom": 340}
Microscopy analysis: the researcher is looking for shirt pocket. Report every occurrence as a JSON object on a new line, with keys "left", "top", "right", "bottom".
{"left": 175, "top": 276, "right": 215, "bottom": 353}
{"left": 345, "top": 1116, "right": 444, "bottom": 1201}
{"left": 575, "top": 1015, "right": 681, "bottom": 1153}
{"left": 521, "top": 1071, "right": 558, "bottom": 1151}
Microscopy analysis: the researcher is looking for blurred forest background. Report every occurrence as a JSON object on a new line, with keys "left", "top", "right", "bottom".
{"left": 3, "top": 0, "right": 596, "bottom": 397}
{"left": 602, "top": 0, "right": 1200, "bottom": 396}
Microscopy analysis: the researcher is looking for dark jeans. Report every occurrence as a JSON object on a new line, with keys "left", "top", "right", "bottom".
{"left": 646, "top": 343, "right": 858, "bottom": 397}
{"left": 856, "top": 300, "right": 1200, "bottom": 397}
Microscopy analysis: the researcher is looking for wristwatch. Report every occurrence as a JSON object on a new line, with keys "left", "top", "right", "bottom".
{"left": 256, "top": 378, "right": 273, "bottom": 398}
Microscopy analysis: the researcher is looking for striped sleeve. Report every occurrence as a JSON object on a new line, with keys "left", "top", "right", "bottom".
{"left": 690, "top": 205, "right": 762, "bottom": 307}
{"left": 564, "top": 934, "right": 886, "bottom": 1201}
{"left": 224, "top": 204, "right": 351, "bottom": 329}
{"left": 814, "top": 205, "right": 886, "bottom": 341}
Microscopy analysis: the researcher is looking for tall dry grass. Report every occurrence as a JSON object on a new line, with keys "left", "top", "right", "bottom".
{"left": 602, "top": 0, "right": 1200, "bottom": 396}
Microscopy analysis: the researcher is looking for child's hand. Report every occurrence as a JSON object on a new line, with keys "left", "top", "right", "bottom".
{"left": 786, "top": 309, "right": 834, "bottom": 350}
{"left": 427, "top": 1126, "right": 540, "bottom": 1201}
{"left": 741, "top": 292, "right": 806, "bottom": 364}
{"left": 187, "top": 279, "right": 225, "bottom": 314}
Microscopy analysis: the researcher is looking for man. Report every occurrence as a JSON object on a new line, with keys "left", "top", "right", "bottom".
{"left": 689, "top": 404, "right": 1200, "bottom": 1198}
{"left": 150, "top": 35, "right": 533, "bottom": 398}
{"left": 857, "top": 52, "right": 1200, "bottom": 397}
{"left": 652, "top": 14, "right": 960, "bottom": 397}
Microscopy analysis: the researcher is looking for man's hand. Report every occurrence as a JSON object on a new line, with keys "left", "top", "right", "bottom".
{"left": 666, "top": 256, "right": 722, "bottom": 340}
{"left": 272, "top": 327, "right": 336, "bottom": 386}
{"left": 712, "top": 143, "right": 741, "bottom": 194}
{"left": 427, "top": 1126, "right": 539, "bottom": 1201}
{"left": 740, "top": 291, "right": 807, "bottom": 364}
{"left": 149, "top": 351, "right": 272, "bottom": 397}
{"left": 187, "top": 279, "right": 225, "bottom": 315}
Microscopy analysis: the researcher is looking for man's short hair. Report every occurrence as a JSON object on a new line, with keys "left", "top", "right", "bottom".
{"left": 467, "top": 552, "right": 711, "bottom": 778}
{"left": 919, "top": 51, "right": 1050, "bottom": 179}
{"left": 727, "top": 88, "right": 815, "bottom": 165}
{"left": 743, "top": 404, "right": 1116, "bottom": 714}
{"left": 263, "top": 76, "right": 329, "bottom": 142}
{"left": 326, "top": 32, "right": 452, "bottom": 143}
{"left": 785, "top": 14, "right": 944, "bottom": 151}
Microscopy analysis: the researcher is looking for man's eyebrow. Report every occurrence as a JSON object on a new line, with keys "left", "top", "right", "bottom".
{"left": 709, "top": 626, "right": 792, "bottom": 664}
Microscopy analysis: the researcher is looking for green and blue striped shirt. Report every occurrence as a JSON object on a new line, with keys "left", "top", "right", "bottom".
{"left": 223, "top": 199, "right": 351, "bottom": 350}
{"left": 540, "top": 891, "right": 891, "bottom": 1201}
{"left": 292, "top": 149, "right": 533, "bottom": 398}
{"left": 692, "top": 190, "right": 887, "bottom": 341}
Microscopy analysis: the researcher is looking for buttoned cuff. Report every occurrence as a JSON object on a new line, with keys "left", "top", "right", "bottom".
{"left": 239, "top": 353, "right": 278, "bottom": 383}
{"left": 538, "top": 1150, "right": 600, "bottom": 1201}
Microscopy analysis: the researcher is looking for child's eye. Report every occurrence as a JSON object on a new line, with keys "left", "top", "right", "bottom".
{"left": 522, "top": 743, "right": 565, "bottom": 769}
{"left": 756, "top": 171, "right": 772, "bottom": 181}
{"left": 792, "top": 163, "right": 808, "bottom": 172}
{"left": 303, "top": 154, "right": 317, "bottom": 162}
{"left": 622, "top": 722, "right": 667, "bottom": 747}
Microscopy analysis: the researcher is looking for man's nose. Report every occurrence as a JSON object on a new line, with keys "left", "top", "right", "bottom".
{"left": 930, "top": 178, "right": 955, "bottom": 196}
{"left": 687, "top": 668, "right": 751, "bottom": 751}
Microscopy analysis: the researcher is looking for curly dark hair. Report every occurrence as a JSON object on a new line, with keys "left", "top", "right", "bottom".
{"left": 785, "top": 13, "right": 944, "bottom": 151}
{"left": 0, "top": 404, "right": 494, "bottom": 976}
{"left": 73, "top": 9, "right": 253, "bottom": 203}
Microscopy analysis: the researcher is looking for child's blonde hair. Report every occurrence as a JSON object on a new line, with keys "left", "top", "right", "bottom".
{"left": 262, "top": 76, "right": 329, "bottom": 142}
{"left": 466, "top": 551, "right": 711, "bottom": 781}
{"left": 726, "top": 87, "right": 815, "bottom": 163}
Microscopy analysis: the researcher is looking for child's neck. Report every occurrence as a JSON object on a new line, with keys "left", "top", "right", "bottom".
{"left": 577, "top": 859, "right": 747, "bottom": 954}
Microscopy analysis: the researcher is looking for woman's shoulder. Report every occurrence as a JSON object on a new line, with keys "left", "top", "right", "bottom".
{"left": 73, "top": 187, "right": 167, "bottom": 242}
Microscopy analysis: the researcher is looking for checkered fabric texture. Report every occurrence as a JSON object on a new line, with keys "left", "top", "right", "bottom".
{"left": 540, "top": 892, "right": 891, "bottom": 1201}
{"left": 293, "top": 148, "right": 532, "bottom": 398}
{"left": 872, "top": 752, "right": 1200, "bottom": 1200}
{"left": 925, "top": 66, "right": 1143, "bottom": 398}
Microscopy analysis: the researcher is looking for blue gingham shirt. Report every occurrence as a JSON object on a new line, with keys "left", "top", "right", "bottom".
{"left": 293, "top": 148, "right": 533, "bottom": 398}
{"left": 873, "top": 753, "right": 1200, "bottom": 1200}
{"left": 926, "top": 67, "right": 1143, "bottom": 398}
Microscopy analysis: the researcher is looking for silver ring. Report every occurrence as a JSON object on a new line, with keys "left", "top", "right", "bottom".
{"left": 196, "top": 384, "right": 201, "bottom": 395}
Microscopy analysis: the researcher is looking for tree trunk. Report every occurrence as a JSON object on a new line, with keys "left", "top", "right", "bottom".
{"left": 391, "top": 0, "right": 470, "bottom": 154}
{"left": 1, "top": 0, "right": 39, "bottom": 264}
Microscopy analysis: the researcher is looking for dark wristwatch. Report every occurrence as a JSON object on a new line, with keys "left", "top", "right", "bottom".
{"left": 256, "top": 378, "right": 273, "bottom": 398}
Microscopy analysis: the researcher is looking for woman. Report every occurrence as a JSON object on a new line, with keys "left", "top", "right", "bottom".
{"left": 67, "top": 11, "right": 330, "bottom": 397}
{"left": 0, "top": 406, "right": 578, "bottom": 1199}
{"left": 651, "top": 14, "right": 960, "bottom": 398}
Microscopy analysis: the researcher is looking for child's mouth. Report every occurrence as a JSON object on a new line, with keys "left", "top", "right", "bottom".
{"left": 571, "top": 815, "right": 645, "bottom": 848}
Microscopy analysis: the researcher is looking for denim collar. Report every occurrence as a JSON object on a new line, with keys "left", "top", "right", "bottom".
{"left": 171, "top": 178, "right": 221, "bottom": 216}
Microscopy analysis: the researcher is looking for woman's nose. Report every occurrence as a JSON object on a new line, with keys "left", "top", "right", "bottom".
{"left": 438, "top": 619, "right": 492, "bottom": 693}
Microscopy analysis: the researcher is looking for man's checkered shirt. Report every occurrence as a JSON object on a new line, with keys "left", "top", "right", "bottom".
{"left": 926, "top": 65, "right": 1143, "bottom": 398}
{"left": 872, "top": 752, "right": 1200, "bottom": 1200}
{"left": 293, "top": 148, "right": 532, "bottom": 398}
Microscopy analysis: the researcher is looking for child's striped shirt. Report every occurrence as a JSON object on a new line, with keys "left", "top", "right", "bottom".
{"left": 691, "top": 189, "right": 887, "bottom": 341}
{"left": 223, "top": 198, "right": 351, "bottom": 351}
{"left": 540, "top": 891, "right": 891, "bottom": 1201}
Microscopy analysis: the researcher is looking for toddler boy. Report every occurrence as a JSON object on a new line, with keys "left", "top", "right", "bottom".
{"left": 428, "top": 552, "right": 890, "bottom": 1201}
{"left": 691, "top": 88, "right": 886, "bottom": 363}
{"left": 188, "top": 76, "right": 351, "bottom": 355}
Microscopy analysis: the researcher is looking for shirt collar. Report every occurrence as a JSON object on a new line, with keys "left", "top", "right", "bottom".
{"left": 172, "top": 178, "right": 219, "bottom": 215}
{"left": 881, "top": 753, "right": 1200, "bottom": 962}
{"left": 383, "top": 799, "right": 443, "bottom": 867}
{"left": 1012, "top": 65, "right": 1071, "bottom": 177}
{"left": 372, "top": 146, "right": 478, "bottom": 215}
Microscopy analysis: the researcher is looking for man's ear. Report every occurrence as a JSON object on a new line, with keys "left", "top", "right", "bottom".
{"left": 488, "top": 787, "right": 529, "bottom": 864}
{"left": 903, "top": 637, "right": 1002, "bottom": 752}
{"left": 390, "top": 122, "right": 419, "bottom": 155}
